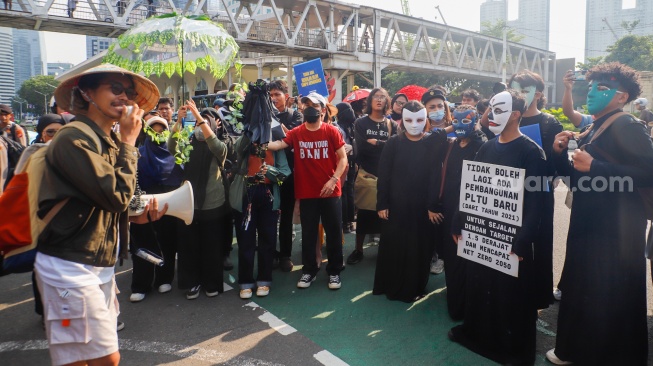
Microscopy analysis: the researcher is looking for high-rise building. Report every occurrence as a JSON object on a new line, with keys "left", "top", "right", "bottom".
{"left": 0, "top": 28, "right": 15, "bottom": 105}
{"left": 585, "top": 0, "right": 653, "bottom": 59}
{"left": 86, "top": 36, "right": 113, "bottom": 59}
{"left": 479, "top": 0, "right": 550, "bottom": 50}
{"left": 480, "top": 0, "right": 507, "bottom": 32}
{"left": 12, "top": 29, "right": 46, "bottom": 92}
{"left": 48, "top": 62, "right": 74, "bottom": 77}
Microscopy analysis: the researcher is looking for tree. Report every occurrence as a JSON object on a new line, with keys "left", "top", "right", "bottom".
{"left": 620, "top": 20, "right": 640, "bottom": 34}
{"left": 605, "top": 35, "right": 653, "bottom": 71}
{"left": 480, "top": 19, "right": 524, "bottom": 43}
{"left": 17, "top": 75, "right": 59, "bottom": 115}
{"left": 576, "top": 56, "right": 604, "bottom": 71}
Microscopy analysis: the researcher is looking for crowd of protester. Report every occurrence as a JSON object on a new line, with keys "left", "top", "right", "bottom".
{"left": 1, "top": 60, "right": 653, "bottom": 366}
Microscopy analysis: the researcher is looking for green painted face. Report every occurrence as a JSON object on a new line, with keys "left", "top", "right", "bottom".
{"left": 586, "top": 82, "right": 618, "bottom": 115}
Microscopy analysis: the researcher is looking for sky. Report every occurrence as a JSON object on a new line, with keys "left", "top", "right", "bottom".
{"left": 43, "top": 0, "right": 587, "bottom": 66}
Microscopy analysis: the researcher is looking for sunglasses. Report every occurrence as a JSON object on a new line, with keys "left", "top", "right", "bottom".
{"left": 44, "top": 129, "right": 59, "bottom": 137}
{"left": 104, "top": 82, "right": 138, "bottom": 99}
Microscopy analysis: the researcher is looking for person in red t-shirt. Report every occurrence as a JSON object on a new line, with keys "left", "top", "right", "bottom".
{"left": 268, "top": 92, "right": 348, "bottom": 290}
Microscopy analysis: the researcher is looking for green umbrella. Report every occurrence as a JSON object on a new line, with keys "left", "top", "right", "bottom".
{"left": 104, "top": 13, "right": 242, "bottom": 80}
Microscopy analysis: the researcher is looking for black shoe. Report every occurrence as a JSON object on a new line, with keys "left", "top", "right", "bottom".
{"left": 223, "top": 256, "right": 234, "bottom": 271}
{"left": 186, "top": 285, "right": 201, "bottom": 300}
{"left": 346, "top": 249, "right": 364, "bottom": 265}
{"left": 279, "top": 257, "right": 294, "bottom": 272}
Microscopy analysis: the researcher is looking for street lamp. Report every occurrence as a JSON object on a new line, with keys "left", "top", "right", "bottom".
{"left": 11, "top": 96, "right": 26, "bottom": 121}
{"left": 34, "top": 90, "right": 48, "bottom": 116}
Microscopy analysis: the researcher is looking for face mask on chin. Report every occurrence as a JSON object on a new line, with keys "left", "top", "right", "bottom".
{"left": 488, "top": 91, "right": 514, "bottom": 135}
{"left": 402, "top": 108, "right": 427, "bottom": 136}
{"left": 194, "top": 126, "right": 206, "bottom": 141}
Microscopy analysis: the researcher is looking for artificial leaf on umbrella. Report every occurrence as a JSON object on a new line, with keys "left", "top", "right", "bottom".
{"left": 396, "top": 85, "right": 428, "bottom": 101}
{"left": 104, "top": 13, "right": 241, "bottom": 80}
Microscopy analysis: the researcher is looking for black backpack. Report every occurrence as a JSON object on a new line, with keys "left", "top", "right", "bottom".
{"left": 1, "top": 125, "right": 26, "bottom": 188}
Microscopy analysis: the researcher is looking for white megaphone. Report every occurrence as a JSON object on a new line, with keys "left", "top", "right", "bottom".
{"left": 128, "top": 181, "right": 194, "bottom": 225}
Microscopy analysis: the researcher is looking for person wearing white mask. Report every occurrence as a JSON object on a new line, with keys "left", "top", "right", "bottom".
{"left": 372, "top": 101, "right": 452, "bottom": 302}
{"left": 449, "top": 90, "right": 551, "bottom": 365}
{"left": 508, "top": 70, "right": 562, "bottom": 307}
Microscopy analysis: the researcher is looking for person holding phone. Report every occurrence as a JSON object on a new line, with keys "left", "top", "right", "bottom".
{"left": 169, "top": 99, "right": 230, "bottom": 300}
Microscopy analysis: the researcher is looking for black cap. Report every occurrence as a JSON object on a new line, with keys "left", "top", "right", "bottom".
{"left": 0, "top": 104, "right": 12, "bottom": 114}
{"left": 200, "top": 107, "right": 220, "bottom": 120}
{"left": 421, "top": 89, "right": 446, "bottom": 105}
{"left": 36, "top": 114, "right": 67, "bottom": 134}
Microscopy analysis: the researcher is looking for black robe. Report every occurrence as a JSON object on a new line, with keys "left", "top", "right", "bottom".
{"left": 433, "top": 130, "right": 486, "bottom": 320}
{"left": 552, "top": 110, "right": 653, "bottom": 365}
{"left": 373, "top": 130, "right": 446, "bottom": 302}
{"left": 450, "top": 135, "right": 548, "bottom": 365}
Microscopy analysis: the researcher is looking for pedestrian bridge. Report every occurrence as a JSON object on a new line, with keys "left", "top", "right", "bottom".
{"left": 2, "top": 0, "right": 557, "bottom": 100}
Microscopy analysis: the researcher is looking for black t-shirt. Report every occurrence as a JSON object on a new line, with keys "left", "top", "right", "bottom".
{"left": 354, "top": 116, "right": 398, "bottom": 176}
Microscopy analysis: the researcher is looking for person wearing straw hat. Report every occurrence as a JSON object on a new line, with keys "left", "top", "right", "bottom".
{"left": 34, "top": 64, "right": 159, "bottom": 366}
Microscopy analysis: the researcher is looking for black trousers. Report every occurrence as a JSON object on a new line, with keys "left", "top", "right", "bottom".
{"left": 221, "top": 209, "right": 234, "bottom": 256}
{"left": 300, "top": 197, "right": 343, "bottom": 276}
{"left": 234, "top": 184, "right": 278, "bottom": 288}
{"left": 278, "top": 174, "right": 295, "bottom": 258}
{"left": 130, "top": 215, "right": 179, "bottom": 293}
{"left": 177, "top": 205, "right": 228, "bottom": 293}
{"left": 341, "top": 167, "right": 356, "bottom": 225}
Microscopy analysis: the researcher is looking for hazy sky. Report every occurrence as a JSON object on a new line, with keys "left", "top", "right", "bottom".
{"left": 43, "top": 0, "right": 587, "bottom": 65}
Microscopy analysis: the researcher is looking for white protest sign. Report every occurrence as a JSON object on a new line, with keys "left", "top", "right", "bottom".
{"left": 457, "top": 160, "right": 525, "bottom": 277}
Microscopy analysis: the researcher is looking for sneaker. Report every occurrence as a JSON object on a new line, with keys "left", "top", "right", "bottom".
{"left": 553, "top": 288, "right": 562, "bottom": 301}
{"left": 430, "top": 258, "right": 444, "bottom": 274}
{"left": 545, "top": 349, "right": 573, "bottom": 365}
{"left": 279, "top": 257, "right": 294, "bottom": 272}
{"left": 346, "top": 249, "right": 364, "bottom": 265}
{"left": 297, "top": 273, "right": 316, "bottom": 288}
{"left": 129, "top": 293, "right": 145, "bottom": 302}
{"left": 373, "top": 235, "right": 380, "bottom": 244}
{"left": 205, "top": 289, "right": 219, "bottom": 297}
{"left": 186, "top": 285, "right": 201, "bottom": 300}
{"left": 328, "top": 275, "right": 342, "bottom": 290}
{"left": 256, "top": 286, "right": 270, "bottom": 297}
{"left": 343, "top": 224, "right": 352, "bottom": 234}
{"left": 239, "top": 289, "right": 253, "bottom": 299}
{"left": 117, "top": 321, "right": 125, "bottom": 332}
{"left": 223, "top": 255, "right": 234, "bottom": 271}
{"left": 158, "top": 284, "right": 172, "bottom": 293}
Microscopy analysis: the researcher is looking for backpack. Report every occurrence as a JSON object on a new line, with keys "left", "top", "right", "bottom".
{"left": 1, "top": 127, "right": 26, "bottom": 189}
{"left": 0, "top": 122, "right": 101, "bottom": 275}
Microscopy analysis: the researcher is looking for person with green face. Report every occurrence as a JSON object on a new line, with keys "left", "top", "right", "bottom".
{"left": 547, "top": 62, "right": 653, "bottom": 366}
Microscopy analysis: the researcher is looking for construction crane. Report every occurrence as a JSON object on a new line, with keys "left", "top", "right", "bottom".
{"left": 601, "top": 17, "right": 619, "bottom": 41}
{"left": 400, "top": 0, "right": 411, "bottom": 16}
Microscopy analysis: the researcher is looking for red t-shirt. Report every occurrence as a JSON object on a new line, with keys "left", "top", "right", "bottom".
{"left": 283, "top": 123, "right": 345, "bottom": 199}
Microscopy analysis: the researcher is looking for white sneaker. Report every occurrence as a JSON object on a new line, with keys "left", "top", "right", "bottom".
{"left": 553, "top": 288, "right": 562, "bottom": 301}
{"left": 546, "top": 349, "right": 573, "bottom": 365}
{"left": 129, "top": 293, "right": 145, "bottom": 302}
{"left": 256, "top": 286, "right": 270, "bottom": 297}
{"left": 158, "top": 284, "right": 172, "bottom": 293}
{"left": 240, "top": 289, "right": 253, "bottom": 299}
{"left": 430, "top": 259, "right": 444, "bottom": 274}
{"left": 297, "top": 273, "right": 316, "bottom": 288}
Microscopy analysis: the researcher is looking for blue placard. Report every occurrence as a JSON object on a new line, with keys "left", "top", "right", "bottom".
{"left": 293, "top": 59, "right": 329, "bottom": 98}
{"left": 520, "top": 124, "right": 542, "bottom": 148}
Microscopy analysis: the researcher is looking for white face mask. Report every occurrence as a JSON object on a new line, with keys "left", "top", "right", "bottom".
{"left": 488, "top": 91, "right": 513, "bottom": 135}
{"left": 510, "top": 81, "right": 537, "bottom": 108}
{"left": 402, "top": 108, "right": 427, "bottom": 136}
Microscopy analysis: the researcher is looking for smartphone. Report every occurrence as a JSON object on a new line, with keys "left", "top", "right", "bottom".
{"left": 573, "top": 70, "right": 587, "bottom": 81}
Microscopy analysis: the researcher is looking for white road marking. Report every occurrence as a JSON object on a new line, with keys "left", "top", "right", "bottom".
{"left": 314, "top": 350, "right": 349, "bottom": 366}
{"left": 258, "top": 311, "right": 297, "bottom": 336}
{"left": 0, "top": 339, "right": 284, "bottom": 365}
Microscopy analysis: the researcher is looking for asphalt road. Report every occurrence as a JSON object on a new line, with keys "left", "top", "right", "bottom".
{"left": 1, "top": 183, "right": 653, "bottom": 365}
